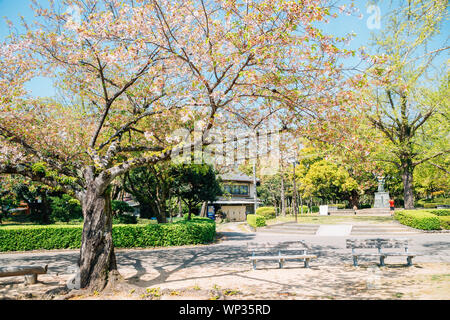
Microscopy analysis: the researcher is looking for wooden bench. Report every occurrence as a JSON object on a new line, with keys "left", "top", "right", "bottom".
{"left": 347, "top": 238, "right": 416, "bottom": 267}
{"left": 247, "top": 241, "right": 317, "bottom": 270}
{"left": 0, "top": 265, "right": 48, "bottom": 284}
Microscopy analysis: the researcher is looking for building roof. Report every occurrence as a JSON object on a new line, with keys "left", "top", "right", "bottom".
{"left": 219, "top": 172, "right": 259, "bottom": 183}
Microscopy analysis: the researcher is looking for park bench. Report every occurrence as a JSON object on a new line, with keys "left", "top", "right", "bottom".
{"left": 0, "top": 265, "right": 48, "bottom": 284}
{"left": 347, "top": 238, "right": 416, "bottom": 267}
{"left": 247, "top": 241, "right": 317, "bottom": 270}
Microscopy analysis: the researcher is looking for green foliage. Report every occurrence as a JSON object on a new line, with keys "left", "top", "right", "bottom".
{"left": 328, "top": 203, "right": 346, "bottom": 209}
{"left": 427, "top": 209, "right": 450, "bottom": 216}
{"left": 111, "top": 200, "right": 136, "bottom": 224}
{"left": 0, "top": 217, "right": 215, "bottom": 252}
{"left": 31, "top": 162, "right": 47, "bottom": 176}
{"left": 256, "top": 173, "right": 284, "bottom": 207}
{"left": 394, "top": 210, "right": 441, "bottom": 230}
{"left": 255, "top": 206, "right": 276, "bottom": 219}
{"left": 111, "top": 200, "right": 134, "bottom": 214}
{"left": 246, "top": 214, "right": 266, "bottom": 228}
{"left": 438, "top": 216, "right": 450, "bottom": 230}
{"left": 113, "top": 214, "right": 137, "bottom": 224}
{"left": 170, "top": 163, "right": 222, "bottom": 219}
{"left": 298, "top": 205, "right": 308, "bottom": 213}
{"left": 300, "top": 160, "right": 358, "bottom": 202}
{"left": 49, "top": 194, "right": 82, "bottom": 223}
{"left": 0, "top": 225, "right": 82, "bottom": 251}
{"left": 417, "top": 198, "right": 450, "bottom": 209}
{"left": 122, "top": 164, "right": 173, "bottom": 221}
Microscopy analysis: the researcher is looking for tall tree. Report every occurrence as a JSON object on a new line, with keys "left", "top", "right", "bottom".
{"left": 364, "top": 0, "right": 449, "bottom": 208}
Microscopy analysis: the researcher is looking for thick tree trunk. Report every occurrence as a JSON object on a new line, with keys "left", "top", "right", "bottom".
{"left": 349, "top": 190, "right": 359, "bottom": 209}
{"left": 401, "top": 164, "right": 415, "bottom": 209}
{"left": 78, "top": 185, "right": 119, "bottom": 291}
{"left": 155, "top": 195, "right": 167, "bottom": 223}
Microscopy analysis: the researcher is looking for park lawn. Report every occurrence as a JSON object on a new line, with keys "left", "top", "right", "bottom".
{"left": 265, "top": 215, "right": 395, "bottom": 225}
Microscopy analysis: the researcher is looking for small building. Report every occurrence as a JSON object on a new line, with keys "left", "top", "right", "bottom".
{"left": 211, "top": 172, "right": 261, "bottom": 222}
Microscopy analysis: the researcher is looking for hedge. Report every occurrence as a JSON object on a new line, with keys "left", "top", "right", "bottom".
{"left": 438, "top": 216, "right": 450, "bottom": 230}
{"left": 328, "top": 204, "right": 346, "bottom": 209}
{"left": 255, "top": 207, "right": 276, "bottom": 219}
{"left": 394, "top": 210, "right": 441, "bottom": 230}
{"left": 247, "top": 214, "right": 266, "bottom": 228}
{"left": 423, "top": 203, "right": 440, "bottom": 209}
{"left": 298, "top": 205, "right": 309, "bottom": 213}
{"left": 0, "top": 217, "right": 215, "bottom": 252}
{"left": 427, "top": 209, "right": 450, "bottom": 216}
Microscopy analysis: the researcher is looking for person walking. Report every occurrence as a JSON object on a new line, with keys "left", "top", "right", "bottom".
{"left": 389, "top": 198, "right": 395, "bottom": 215}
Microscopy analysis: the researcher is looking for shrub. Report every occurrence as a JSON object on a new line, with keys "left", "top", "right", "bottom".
{"left": 247, "top": 214, "right": 266, "bottom": 228}
{"left": 423, "top": 203, "right": 438, "bottom": 209}
{"left": 427, "top": 209, "right": 450, "bottom": 216}
{"left": 49, "top": 194, "right": 83, "bottom": 223}
{"left": 438, "top": 216, "right": 450, "bottom": 230}
{"left": 255, "top": 207, "right": 276, "bottom": 219}
{"left": 394, "top": 210, "right": 441, "bottom": 230}
{"left": 311, "top": 206, "right": 319, "bottom": 213}
{"left": 0, "top": 217, "right": 215, "bottom": 252}
{"left": 298, "top": 205, "right": 308, "bottom": 214}
{"left": 113, "top": 213, "right": 138, "bottom": 224}
{"left": 111, "top": 200, "right": 134, "bottom": 214}
{"left": 328, "top": 203, "right": 346, "bottom": 209}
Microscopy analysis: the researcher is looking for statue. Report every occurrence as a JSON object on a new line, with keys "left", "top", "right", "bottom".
{"left": 377, "top": 176, "right": 385, "bottom": 192}
{"left": 374, "top": 175, "right": 389, "bottom": 208}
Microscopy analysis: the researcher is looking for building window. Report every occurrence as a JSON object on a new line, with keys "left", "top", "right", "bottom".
{"left": 223, "top": 183, "right": 249, "bottom": 196}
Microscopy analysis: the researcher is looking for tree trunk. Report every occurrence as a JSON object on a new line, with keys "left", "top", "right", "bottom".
{"left": 187, "top": 205, "right": 192, "bottom": 221}
{"left": 78, "top": 184, "right": 119, "bottom": 291}
{"left": 41, "top": 192, "right": 51, "bottom": 225}
{"left": 401, "top": 163, "right": 415, "bottom": 209}
{"left": 349, "top": 190, "right": 359, "bottom": 209}
{"left": 177, "top": 197, "right": 183, "bottom": 217}
{"left": 280, "top": 175, "right": 286, "bottom": 216}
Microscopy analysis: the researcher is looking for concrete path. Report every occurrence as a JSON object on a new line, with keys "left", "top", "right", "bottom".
{"left": 260, "top": 221, "right": 424, "bottom": 236}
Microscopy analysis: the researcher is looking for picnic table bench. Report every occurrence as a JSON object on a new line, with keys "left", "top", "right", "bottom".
{"left": 347, "top": 238, "right": 417, "bottom": 267}
{"left": 247, "top": 241, "right": 317, "bottom": 270}
{"left": 0, "top": 265, "right": 48, "bottom": 284}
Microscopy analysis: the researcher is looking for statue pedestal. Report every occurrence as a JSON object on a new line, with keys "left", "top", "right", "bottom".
{"left": 374, "top": 192, "right": 390, "bottom": 208}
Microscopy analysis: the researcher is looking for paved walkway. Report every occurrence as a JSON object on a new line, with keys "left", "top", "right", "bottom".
{"left": 260, "top": 221, "right": 424, "bottom": 236}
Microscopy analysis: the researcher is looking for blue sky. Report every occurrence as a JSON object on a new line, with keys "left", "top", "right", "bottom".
{"left": 0, "top": 0, "right": 448, "bottom": 98}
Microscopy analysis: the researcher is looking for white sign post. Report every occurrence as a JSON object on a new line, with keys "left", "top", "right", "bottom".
{"left": 319, "top": 205, "right": 328, "bottom": 216}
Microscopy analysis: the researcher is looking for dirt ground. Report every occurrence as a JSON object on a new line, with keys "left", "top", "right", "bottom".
{"left": 1, "top": 261, "right": 449, "bottom": 300}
